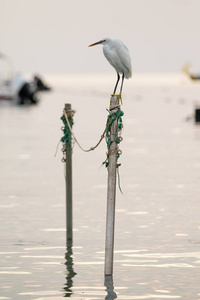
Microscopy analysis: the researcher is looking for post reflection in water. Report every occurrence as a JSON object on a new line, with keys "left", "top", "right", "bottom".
{"left": 104, "top": 275, "right": 117, "bottom": 300}
{"left": 64, "top": 242, "right": 77, "bottom": 297}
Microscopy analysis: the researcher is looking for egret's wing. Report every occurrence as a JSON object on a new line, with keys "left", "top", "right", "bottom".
{"left": 114, "top": 39, "right": 132, "bottom": 78}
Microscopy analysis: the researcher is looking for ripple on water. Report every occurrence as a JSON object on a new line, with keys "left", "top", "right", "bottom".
{"left": 116, "top": 295, "right": 181, "bottom": 299}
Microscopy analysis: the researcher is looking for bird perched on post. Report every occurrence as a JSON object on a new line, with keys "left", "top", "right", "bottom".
{"left": 88, "top": 37, "right": 132, "bottom": 101}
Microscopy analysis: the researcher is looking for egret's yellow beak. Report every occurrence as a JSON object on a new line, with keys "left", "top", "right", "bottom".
{"left": 88, "top": 40, "right": 105, "bottom": 47}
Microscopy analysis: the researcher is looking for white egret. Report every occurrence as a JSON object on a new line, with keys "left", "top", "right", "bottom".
{"left": 88, "top": 37, "right": 132, "bottom": 100}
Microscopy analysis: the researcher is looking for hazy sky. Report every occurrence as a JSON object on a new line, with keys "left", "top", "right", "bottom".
{"left": 1, "top": 0, "right": 200, "bottom": 74}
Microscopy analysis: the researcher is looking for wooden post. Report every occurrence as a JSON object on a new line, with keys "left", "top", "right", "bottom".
{"left": 195, "top": 107, "right": 200, "bottom": 123}
{"left": 105, "top": 95, "right": 120, "bottom": 276}
{"left": 64, "top": 103, "right": 73, "bottom": 243}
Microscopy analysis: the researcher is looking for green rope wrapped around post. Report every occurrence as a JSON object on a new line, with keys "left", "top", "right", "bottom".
{"left": 103, "top": 108, "right": 124, "bottom": 168}
{"left": 60, "top": 114, "right": 74, "bottom": 162}
{"left": 61, "top": 115, "right": 74, "bottom": 148}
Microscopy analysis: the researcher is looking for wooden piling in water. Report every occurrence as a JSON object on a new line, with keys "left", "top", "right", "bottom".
{"left": 64, "top": 103, "right": 73, "bottom": 243}
{"left": 195, "top": 107, "right": 200, "bottom": 123}
{"left": 105, "top": 95, "right": 120, "bottom": 276}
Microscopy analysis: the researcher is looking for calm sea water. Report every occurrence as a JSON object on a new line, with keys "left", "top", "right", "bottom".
{"left": 0, "top": 73, "right": 200, "bottom": 299}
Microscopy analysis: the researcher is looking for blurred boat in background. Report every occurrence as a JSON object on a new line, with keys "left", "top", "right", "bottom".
{"left": 0, "top": 52, "right": 51, "bottom": 104}
{"left": 0, "top": 52, "right": 14, "bottom": 100}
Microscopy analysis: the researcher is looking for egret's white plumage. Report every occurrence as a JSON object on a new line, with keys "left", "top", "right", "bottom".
{"left": 89, "top": 37, "right": 132, "bottom": 97}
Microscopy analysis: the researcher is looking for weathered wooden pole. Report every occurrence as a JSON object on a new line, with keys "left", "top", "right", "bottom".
{"left": 195, "top": 107, "right": 200, "bottom": 123}
{"left": 105, "top": 95, "right": 120, "bottom": 276}
{"left": 64, "top": 103, "right": 73, "bottom": 243}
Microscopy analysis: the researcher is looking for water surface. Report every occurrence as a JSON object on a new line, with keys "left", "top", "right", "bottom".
{"left": 0, "top": 73, "right": 200, "bottom": 299}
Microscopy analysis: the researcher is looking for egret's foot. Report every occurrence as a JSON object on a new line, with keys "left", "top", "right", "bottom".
{"left": 116, "top": 93, "right": 122, "bottom": 104}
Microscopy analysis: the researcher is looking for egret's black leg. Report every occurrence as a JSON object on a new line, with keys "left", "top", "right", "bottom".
{"left": 113, "top": 72, "right": 120, "bottom": 94}
{"left": 115, "top": 73, "right": 124, "bottom": 104}
{"left": 120, "top": 73, "right": 125, "bottom": 95}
